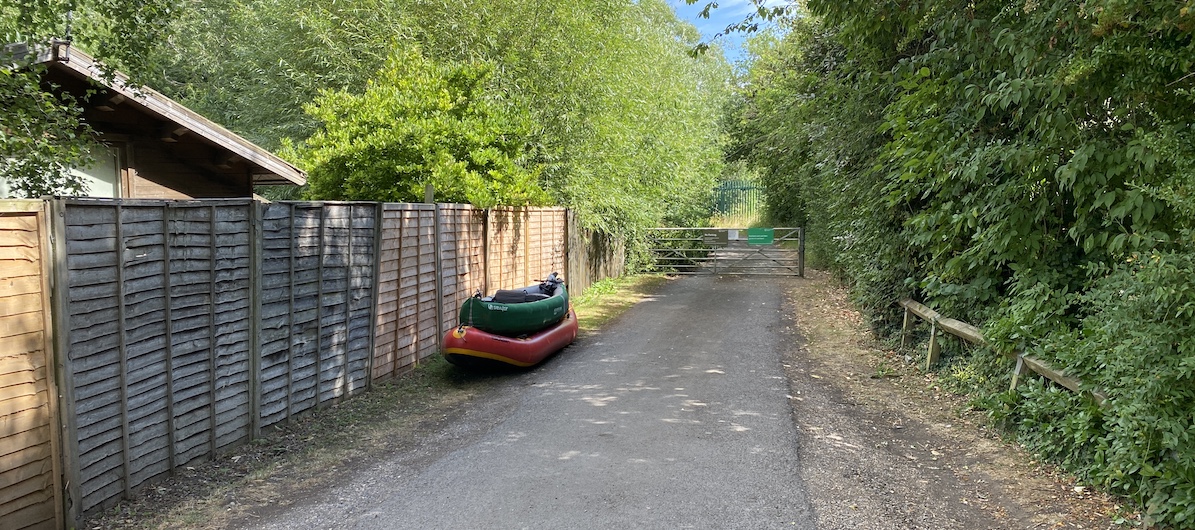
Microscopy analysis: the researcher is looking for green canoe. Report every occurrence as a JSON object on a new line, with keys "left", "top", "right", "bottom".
{"left": 459, "top": 273, "right": 570, "bottom": 336}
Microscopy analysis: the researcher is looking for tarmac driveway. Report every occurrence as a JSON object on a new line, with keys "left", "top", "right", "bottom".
{"left": 250, "top": 275, "right": 816, "bottom": 529}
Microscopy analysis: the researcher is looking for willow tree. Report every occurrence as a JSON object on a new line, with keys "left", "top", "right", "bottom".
{"left": 155, "top": 0, "right": 729, "bottom": 239}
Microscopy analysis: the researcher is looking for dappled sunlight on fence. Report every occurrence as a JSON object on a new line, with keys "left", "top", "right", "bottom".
{"left": 0, "top": 197, "right": 626, "bottom": 527}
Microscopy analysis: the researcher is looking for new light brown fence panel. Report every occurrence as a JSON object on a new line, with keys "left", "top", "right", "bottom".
{"left": 373, "top": 204, "right": 438, "bottom": 380}
{"left": 0, "top": 202, "right": 62, "bottom": 530}
{"left": 524, "top": 208, "right": 567, "bottom": 286}
{"left": 486, "top": 208, "right": 529, "bottom": 290}
{"left": 436, "top": 205, "right": 486, "bottom": 333}
{"left": 53, "top": 199, "right": 254, "bottom": 517}
{"left": 257, "top": 203, "right": 377, "bottom": 429}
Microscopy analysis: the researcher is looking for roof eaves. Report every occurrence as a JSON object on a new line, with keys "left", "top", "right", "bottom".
{"left": 28, "top": 43, "right": 307, "bottom": 187}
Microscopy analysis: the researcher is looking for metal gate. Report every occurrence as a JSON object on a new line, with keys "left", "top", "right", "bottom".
{"left": 646, "top": 227, "right": 804, "bottom": 277}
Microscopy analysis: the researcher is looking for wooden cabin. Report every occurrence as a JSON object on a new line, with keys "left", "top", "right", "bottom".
{"left": 2, "top": 41, "right": 305, "bottom": 198}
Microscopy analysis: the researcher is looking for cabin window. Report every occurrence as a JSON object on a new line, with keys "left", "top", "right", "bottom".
{"left": 70, "top": 144, "right": 122, "bottom": 197}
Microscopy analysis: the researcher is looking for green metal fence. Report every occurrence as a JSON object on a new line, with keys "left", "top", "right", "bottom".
{"left": 712, "top": 180, "right": 762, "bottom": 217}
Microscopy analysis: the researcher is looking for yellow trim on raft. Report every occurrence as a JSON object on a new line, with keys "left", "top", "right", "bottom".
{"left": 442, "top": 347, "right": 537, "bottom": 367}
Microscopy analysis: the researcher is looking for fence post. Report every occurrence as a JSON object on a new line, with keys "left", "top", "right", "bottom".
{"left": 433, "top": 202, "right": 445, "bottom": 354}
{"left": 343, "top": 205, "right": 354, "bottom": 399}
{"left": 523, "top": 208, "right": 531, "bottom": 285}
{"left": 899, "top": 307, "right": 912, "bottom": 350}
{"left": 798, "top": 227, "right": 805, "bottom": 278}
{"left": 314, "top": 204, "right": 326, "bottom": 406}
{"left": 47, "top": 199, "right": 81, "bottom": 528}
{"left": 161, "top": 204, "right": 177, "bottom": 470}
{"left": 206, "top": 205, "right": 219, "bottom": 452}
{"left": 116, "top": 204, "right": 133, "bottom": 496}
{"left": 365, "top": 202, "right": 383, "bottom": 387}
{"left": 1009, "top": 355, "right": 1028, "bottom": 392}
{"left": 248, "top": 200, "right": 263, "bottom": 439}
{"left": 285, "top": 203, "right": 297, "bottom": 421}
{"left": 482, "top": 208, "right": 490, "bottom": 296}
{"left": 925, "top": 319, "right": 941, "bottom": 370}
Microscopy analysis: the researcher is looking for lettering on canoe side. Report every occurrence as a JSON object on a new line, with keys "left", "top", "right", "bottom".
{"left": 486, "top": 304, "right": 510, "bottom": 311}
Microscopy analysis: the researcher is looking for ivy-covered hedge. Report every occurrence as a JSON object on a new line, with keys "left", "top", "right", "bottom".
{"left": 729, "top": 1, "right": 1195, "bottom": 525}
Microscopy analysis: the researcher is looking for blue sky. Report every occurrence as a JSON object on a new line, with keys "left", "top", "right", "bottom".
{"left": 667, "top": 0, "right": 787, "bottom": 65}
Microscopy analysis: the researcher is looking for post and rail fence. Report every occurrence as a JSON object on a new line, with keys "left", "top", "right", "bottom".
{"left": 898, "top": 298, "right": 1106, "bottom": 406}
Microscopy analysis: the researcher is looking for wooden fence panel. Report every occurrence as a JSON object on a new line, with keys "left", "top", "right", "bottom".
{"left": 525, "top": 209, "right": 545, "bottom": 283}
{"left": 0, "top": 201, "right": 62, "bottom": 530}
{"left": 436, "top": 205, "right": 486, "bottom": 333}
{"left": 484, "top": 208, "right": 568, "bottom": 290}
{"left": 372, "top": 204, "right": 621, "bottom": 381}
{"left": 257, "top": 203, "right": 376, "bottom": 429}
{"left": 566, "top": 210, "right": 626, "bottom": 297}
{"left": 486, "top": 208, "right": 527, "bottom": 290}
{"left": 525, "top": 208, "right": 567, "bottom": 285}
{"left": 372, "top": 204, "right": 438, "bottom": 379}
{"left": 55, "top": 199, "right": 254, "bottom": 516}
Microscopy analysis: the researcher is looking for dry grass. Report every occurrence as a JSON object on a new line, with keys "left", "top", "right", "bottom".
{"left": 708, "top": 213, "right": 763, "bottom": 228}
{"left": 785, "top": 270, "right": 1129, "bottom": 529}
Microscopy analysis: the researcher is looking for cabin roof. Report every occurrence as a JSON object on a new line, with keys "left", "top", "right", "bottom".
{"left": 9, "top": 41, "right": 306, "bottom": 187}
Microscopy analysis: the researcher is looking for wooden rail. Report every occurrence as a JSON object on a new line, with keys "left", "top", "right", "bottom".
{"left": 898, "top": 299, "right": 1105, "bottom": 406}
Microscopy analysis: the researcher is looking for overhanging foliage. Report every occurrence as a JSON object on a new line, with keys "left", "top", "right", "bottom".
{"left": 731, "top": 1, "right": 1195, "bottom": 525}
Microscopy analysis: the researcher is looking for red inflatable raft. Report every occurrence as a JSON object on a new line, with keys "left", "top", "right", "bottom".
{"left": 442, "top": 309, "right": 578, "bottom": 370}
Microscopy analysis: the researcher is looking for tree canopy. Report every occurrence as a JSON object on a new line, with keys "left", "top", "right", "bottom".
{"left": 5, "top": 0, "right": 729, "bottom": 242}
{"left": 152, "top": 0, "right": 729, "bottom": 238}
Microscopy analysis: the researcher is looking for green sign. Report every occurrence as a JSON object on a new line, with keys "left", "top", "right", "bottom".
{"left": 747, "top": 227, "right": 774, "bottom": 245}
{"left": 702, "top": 229, "right": 729, "bottom": 246}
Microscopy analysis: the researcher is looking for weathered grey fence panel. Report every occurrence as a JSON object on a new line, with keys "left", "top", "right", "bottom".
{"left": 566, "top": 210, "right": 625, "bottom": 297}
{"left": 56, "top": 199, "right": 254, "bottom": 517}
{"left": 257, "top": 202, "right": 376, "bottom": 430}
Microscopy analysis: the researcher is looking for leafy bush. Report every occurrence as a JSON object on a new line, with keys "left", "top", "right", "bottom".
{"left": 295, "top": 47, "right": 547, "bottom": 207}
{"left": 731, "top": 1, "right": 1195, "bottom": 525}
{"left": 1040, "top": 250, "right": 1195, "bottom": 525}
